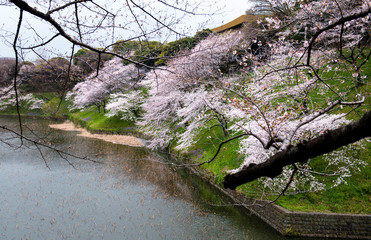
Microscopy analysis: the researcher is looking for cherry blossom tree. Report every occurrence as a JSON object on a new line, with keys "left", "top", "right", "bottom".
{"left": 0, "top": 62, "right": 45, "bottom": 112}
{"left": 0, "top": 90, "right": 44, "bottom": 111}
{"left": 67, "top": 57, "right": 146, "bottom": 112}
{"left": 105, "top": 90, "right": 147, "bottom": 121}
{"left": 221, "top": 0, "right": 371, "bottom": 190}
{"left": 139, "top": 31, "right": 245, "bottom": 149}
{"left": 18, "top": 57, "right": 82, "bottom": 94}
{"left": 139, "top": 0, "right": 370, "bottom": 194}
{"left": 1, "top": 0, "right": 370, "bottom": 195}
{"left": 0, "top": 0, "right": 220, "bottom": 165}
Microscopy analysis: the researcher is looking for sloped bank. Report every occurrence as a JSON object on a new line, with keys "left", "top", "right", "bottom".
{"left": 67, "top": 113, "right": 371, "bottom": 239}
{"left": 181, "top": 163, "right": 371, "bottom": 240}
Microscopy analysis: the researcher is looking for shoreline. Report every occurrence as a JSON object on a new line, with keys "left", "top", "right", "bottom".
{"left": 49, "top": 121, "right": 145, "bottom": 148}
{"left": 2, "top": 114, "right": 370, "bottom": 239}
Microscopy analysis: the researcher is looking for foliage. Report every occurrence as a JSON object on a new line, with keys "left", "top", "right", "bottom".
{"left": 42, "top": 97, "right": 69, "bottom": 119}
{"left": 155, "top": 29, "right": 213, "bottom": 66}
{"left": 112, "top": 40, "right": 141, "bottom": 55}
{"left": 69, "top": 105, "right": 136, "bottom": 134}
{"left": 114, "top": 30, "right": 212, "bottom": 67}
{"left": 133, "top": 41, "right": 163, "bottom": 66}
{"left": 17, "top": 57, "right": 83, "bottom": 94}
{"left": 122, "top": 41, "right": 163, "bottom": 67}
{"left": 0, "top": 58, "right": 16, "bottom": 87}
{"left": 113, "top": 40, "right": 164, "bottom": 66}
{"left": 73, "top": 49, "right": 113, "bottom": 74}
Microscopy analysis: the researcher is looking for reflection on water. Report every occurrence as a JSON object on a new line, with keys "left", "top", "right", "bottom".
{"left": 0, "top": 116, "right": 292, "bottom": 240}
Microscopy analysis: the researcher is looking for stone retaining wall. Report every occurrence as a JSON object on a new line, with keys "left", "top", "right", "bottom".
{"left": 175, "top": 151, "right": 371, "bottom": 239}
{"left": 221, "top": 188, "right": 371, "bottom": 239}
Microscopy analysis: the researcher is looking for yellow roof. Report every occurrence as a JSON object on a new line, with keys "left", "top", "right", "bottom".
{"left": 212, "top": 15, "right": 259, "bottom": 33}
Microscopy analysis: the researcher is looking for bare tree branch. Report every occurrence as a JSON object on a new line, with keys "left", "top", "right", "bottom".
{"left": 47, "top": 0, "right": 92, "bottom": 15}
{"left": 12, "top": 8, "right": 23, "bottom": 143}
{"left": 129, "top": 0, "right": 185, "bottom": 37}
{"left": 0, "top": 125, "right": 102, "bottom": 164}
{"left": 8, "top": 0, "right": 159, "bottom": 69}
{"left": 21, "top": 33, "right": 61, "bottom": 50}
{"left": 306, "top": 7, "right": 371, "bottom": 65}
{"left": 190, "top": 133, "right": 250, "bottom": 166}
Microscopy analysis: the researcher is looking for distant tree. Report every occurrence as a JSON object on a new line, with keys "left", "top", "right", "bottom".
{"left": 249, "top": 0, "right": 298, "bottom": 16}
{"left": 112, "top": 40, "right": 141, "bottom": 55}
{"left": 19, "top": 57, "right": 83, "bottom": 95}
{"left": 73, "top": 49, "right": 112, "bottom": 74}
{"left": 155, "top": 29, "right": 213, "bottom": 66}
{"left": 130, "top": 40, "right": 163, "bottom": 67}
{"left": 0, "top": 58, "right": 16, "bottom": 87}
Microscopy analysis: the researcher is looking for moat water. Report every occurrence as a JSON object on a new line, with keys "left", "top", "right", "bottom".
{"left": 0, "top": 116, "right": 321, "bottom": 239}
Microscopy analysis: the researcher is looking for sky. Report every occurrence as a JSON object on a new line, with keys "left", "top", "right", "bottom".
{"left": 0, "top": 0, "right": 252, "bottom": 60}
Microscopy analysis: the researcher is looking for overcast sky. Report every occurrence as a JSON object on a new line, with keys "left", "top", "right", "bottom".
{"left": 0, "top": 0, "right": 252, "bottom": 60}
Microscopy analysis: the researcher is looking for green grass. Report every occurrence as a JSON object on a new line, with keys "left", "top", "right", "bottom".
{"left": 308, "top": 50, "right": 371, "bottom": 119}
{"left": 185, "top": 124, "right": 370, "bottom": 214}
{"left": 179, "top": 50, "right": 371, "bottom": 214}
{"left": 179, "top": 120, "right": 245, "bottom": 185}
{"left": 272, "top": 140, "right": 370, "bottom": 214}
{"left": 0, "top": 92, "right": 67, "bottom": 119}
{"left": 69, "top": 106, "right": 137, "bottom": 135}
{"left": 3, "top": 49, "right": 368, "bottom": 215}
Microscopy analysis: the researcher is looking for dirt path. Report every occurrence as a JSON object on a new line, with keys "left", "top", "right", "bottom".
{"left": 49, "top": 121, "right": 145, "bottom": 147}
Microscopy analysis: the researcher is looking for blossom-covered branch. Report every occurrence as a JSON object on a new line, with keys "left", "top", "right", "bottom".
{"left": 224, "top": 110, "right": 371, "bottom": 189}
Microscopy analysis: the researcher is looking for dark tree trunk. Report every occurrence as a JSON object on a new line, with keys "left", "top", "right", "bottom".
{"left": 223, "top": 110, "right": 371, "bottom": 190}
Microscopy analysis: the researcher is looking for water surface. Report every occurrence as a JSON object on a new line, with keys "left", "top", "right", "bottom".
{"left": 0, "top": 116, "right": 315, "bottom": 239}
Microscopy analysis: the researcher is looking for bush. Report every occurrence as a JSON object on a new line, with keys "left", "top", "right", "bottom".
{"left": 73, "top": 49, "right": 112, "bottom": 74}
{"left": 42, "top": 97, "right": 68, "bottom": 118}
{"left": 132, "top": 41, "right": 163, "bottom": 67}
{"left": 112, "top": 40, "right": 140, "bottom": 54}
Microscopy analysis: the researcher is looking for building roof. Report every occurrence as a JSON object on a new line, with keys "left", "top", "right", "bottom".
{"left": 211, "top": 14, "right": 259, "bottom": 33}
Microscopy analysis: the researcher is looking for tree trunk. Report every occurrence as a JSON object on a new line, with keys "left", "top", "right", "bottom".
{"left": 223, "top": 110, "right": 371, "bottom": 190}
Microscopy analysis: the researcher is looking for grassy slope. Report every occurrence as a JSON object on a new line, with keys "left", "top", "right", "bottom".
{"left": 185, "top": 51, "right": 371, "bottom": 214}
{"left": 1, "top": 53, "right": 369, "bottom": 215}
{"left": 59, "top": 103, "right": 371, "bottom": 214}
{"left": 184, "top": 120, "right": 370, "bottom": 214}
{"left": 269, "top": 52, "right": 371, "bottom": 213}
{"left": 4, "top": 96, "right": 367, "bottom": 214}
{"left": 69, "top": 105, "right": 137, "bottom": 135}
{"left": 0, "top": 92, "right": 67, "bottom": 119}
